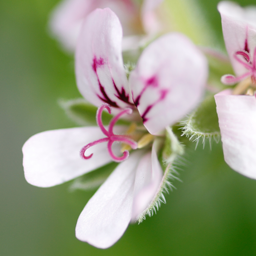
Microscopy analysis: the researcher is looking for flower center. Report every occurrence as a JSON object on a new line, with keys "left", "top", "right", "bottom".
{"left": 222, "top": 48, "right": 256, "bottom": 95}
{"left": 80, "top": 105, "right": 138, "bottom": 162}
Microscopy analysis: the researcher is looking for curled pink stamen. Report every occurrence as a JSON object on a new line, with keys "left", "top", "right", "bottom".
{"left": 236, "top": 51, "right": 250, "bottom": 63}
{"left": 234, "top": 51, "right": 252, "bottom": 70}
{"left": 96, "top": 105, "right": 111, "bottom": 136}
{"left": 221, "top": 72, "right": 252, "bottom": 85}
{"left": 80, "top": 105, "right": 138, "bottom": 162}
{"left": 111, "top": 135, "right": 138, "bottom": 149}
{"left": 108, "top": 108, "right": 132, "bottom": 135}
{"left": 222, "top": 49, "right": 256, "bottom": 85}
{"left": 80, "top": 138, "right": 109, "bottom": 159}
{"left": 107, "top": 140, "right": 129, "bottom": 162}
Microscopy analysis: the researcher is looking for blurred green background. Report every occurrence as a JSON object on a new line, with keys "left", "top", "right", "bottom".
{"left": 1, "top": 0, "right": 256, "bottom": 255}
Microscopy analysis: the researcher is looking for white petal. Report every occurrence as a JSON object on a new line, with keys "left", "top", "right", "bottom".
{"left": 49, "top": 0, "right": 140, "bottom": 52}
{"left": 218, "top": 1, "right": 256, "bottom": 76}
{"left": 129, "top": 33, "right": 208, "bottom": 135}
{"left": 131, "top": 142, "right": 163, "bottom": 221}
{"left": 49, "top": 0, "right": 95, "bottom": 51}
{"left": 23, "top": 126, "right": 125, "bottom": 187}
{"left": 215, "top": 89, "right": 256, "bottom": 179}
{"left": 75, "top": 8, "right": 132, "bottom": 109}
{"left": 75, "top": 151, "right": 143, "bottom": 249}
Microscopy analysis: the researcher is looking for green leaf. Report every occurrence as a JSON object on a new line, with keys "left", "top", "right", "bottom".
{"left": 70, "top": 162, "right": 118, "bottom": 191}
{"left": 181, "top": 95, "right": 220, "bottom": 147}
{"left": 160, "top": 0, "right": 217, "bottom": 46}
{"left": 59, "top": 98, "right": 113, "bottom": 126}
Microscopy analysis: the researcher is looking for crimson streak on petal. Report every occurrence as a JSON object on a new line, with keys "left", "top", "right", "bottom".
{"left": 244, "top": 27, "right": 250, "bottom": 53}
{"left": 112, "top": 79, "right": 134, "bottom": 107}
{"left": 134, "top": 76, "right": 158, "bottom": 107}
{"left": 141, "top": 89, "right": 168, "bottom": 123}
{"left": 92, "top": 56, "right": 119, "bottom": 108}
{"left": 132, "top": 75, "right": 169, "bottom": 122}
{"left": 92, "top": 56, "right": 133, "bottom": 108}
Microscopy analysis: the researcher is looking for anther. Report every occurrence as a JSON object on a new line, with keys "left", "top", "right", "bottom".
{"left": 126, "top": 123, "right": 137, "bottom": 135}
{"left": 121, "top": 144, "right": 132, "bottom": 153}
{"left": 246, "top": 88, "right": 254, "bottom": 96}
{"left": 233, "top": 77, "right": 251, "bottom": 95}
{"left": 137, "top": 134, "right": 154, "bottom": 149}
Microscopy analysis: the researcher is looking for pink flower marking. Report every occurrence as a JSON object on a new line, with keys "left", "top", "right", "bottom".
{"left": 92, "top": 56, "right": 104, "bottom": 72}
{"left": 112, "top": 78, "right": 134, "bottom": 107}
{"left": 244, "top": 27, "right": 250, "bottom": 53}
{"left": 132, "top": 75, "right": 169, "bottom": 123}
{"left": 80, "top": 105, "right": 137, "bottom": 162}
{"left": 141, "top": 89, "right": 169, "bottom": 123}
{"left": 92, "top": 56, "right": 134, "bottom": 108}
{"left": 134, "top": 76, "right": 159, "bottom": 107}
{"left": 92, "top": 56, "right": 119, "bottom": 108}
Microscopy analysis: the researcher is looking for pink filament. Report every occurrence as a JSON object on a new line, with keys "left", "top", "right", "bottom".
{"left": 234, "top": 51, "right": 252, "bottom": 70}
{"left": 80, "top": 105, "right": 137, "bottom": 162}
{"left": 96, "top": 105, "right": 111, "bottom": 136}
{"left": 253, "top": 48, "right": 256, "bottom": 69}
{"left": 108, "top": 108, "right": 132, "bottom": 135}
{"left": 236, "top": 51, "right": 250, "bottom": 63}
{"left": 80, "top": 138, "right": 109, "bottom": 159}
{"left": 221, "top": 72, "right": 252, "bottom": 85}
{"left": 222, "top": 49, "right": 256, "bottom": 85}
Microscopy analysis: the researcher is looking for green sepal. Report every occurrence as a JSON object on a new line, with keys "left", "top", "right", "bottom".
{"left": 70, "top": 162, "right": 118, "bottom": 191}
{"left": 162, "top": 127, "right": 184, "bottom": 163}
{"left": 59, "top": 99, "right": 113, "bottom": 126}
{"left": 181, "top": 95, "right": 220, "bottom": 147}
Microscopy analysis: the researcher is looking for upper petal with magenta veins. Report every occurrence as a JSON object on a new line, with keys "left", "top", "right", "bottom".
{"left": 75, "top": 8, "right": 132, "bottom": 109}
{"left": 129, "top": 33, "right": 208, "bottom": 135}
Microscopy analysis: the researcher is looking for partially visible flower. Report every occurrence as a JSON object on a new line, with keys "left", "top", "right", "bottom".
{"left": 23, "top": 9, "right": 207, "bottom": 248}
{"left": 49, "top": 0, "right": 163, "bottom": 52}
{"left": 215, "top": 1, "right": 256, "bottom": 179}
{"left": 141, "top": 0, "right": 163, "bottom": 35}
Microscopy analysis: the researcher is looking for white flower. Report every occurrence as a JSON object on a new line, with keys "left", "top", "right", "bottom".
{"left": 23, "top": 8, "right": 207, "bottom": 248}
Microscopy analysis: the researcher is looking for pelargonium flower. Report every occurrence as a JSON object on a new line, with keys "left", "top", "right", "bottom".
{"left": 49, "top": 0, "right": 163, "bottom": 52}
{"left": 23, "top": 8, "right": 207, "bottom": 248}
{"left": 215, "top": 1, "right": 256, "bottom": 179}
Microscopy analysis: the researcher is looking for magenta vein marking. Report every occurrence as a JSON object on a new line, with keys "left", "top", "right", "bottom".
{"left": 92, "top": 56, "right": 119, "bottom": 108}
{"left": 141, "top": 89, "right": 168, "bottom": 123}
{"left": 134, "top": 76, "right": 158, "bottom": 107}
{"left": 244, "top": 27, "right": 250, "bottom": 53}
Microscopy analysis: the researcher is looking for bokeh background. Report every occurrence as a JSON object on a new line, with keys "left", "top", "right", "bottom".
{"left": 1, "top": 0, "right": 256, "bottom": 255}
